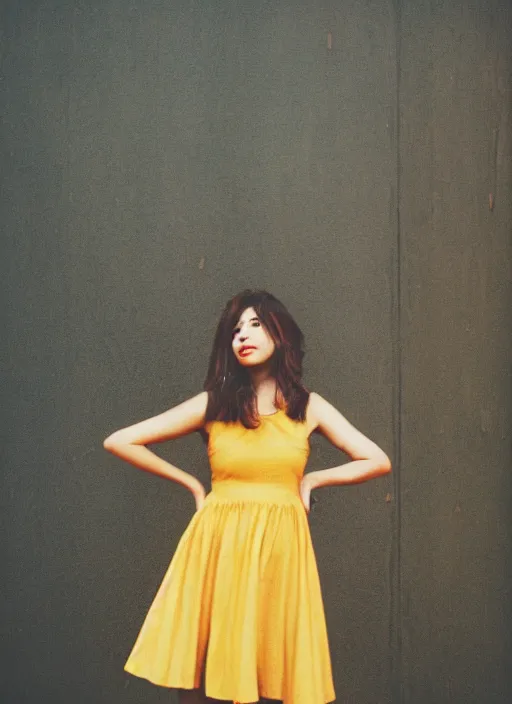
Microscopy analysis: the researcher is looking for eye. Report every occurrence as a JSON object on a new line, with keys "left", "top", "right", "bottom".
{"left": 232, "top": 320, "right": 260, "bottom": 337}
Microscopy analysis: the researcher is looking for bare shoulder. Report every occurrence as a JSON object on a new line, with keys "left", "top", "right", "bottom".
{"left": 104, "top": 391, "right": 209, "bottom": 448}
{"left": 306, "top": 390, "right": 355, "bottom": 439}
{"left": 306, "top": 391, "right": 329, "bottom": 415}
{"left": 305, "top": 391, "right": 324, "bottom": 435}
{"left": 305, "top": 391, "right": 390, "bottom": 463}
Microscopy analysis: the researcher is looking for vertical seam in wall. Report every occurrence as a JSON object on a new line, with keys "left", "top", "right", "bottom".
{"left": 390, "top": 1, "right": 403, "bottom": 703}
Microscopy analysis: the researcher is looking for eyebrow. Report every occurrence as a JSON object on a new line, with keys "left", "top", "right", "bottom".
{"left": 233, "top": 316, "right": 259, "bottom": 330}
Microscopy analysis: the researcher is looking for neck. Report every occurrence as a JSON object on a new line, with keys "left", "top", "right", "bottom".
{"left": 249, "top": 367, "right": 274, "bottom": 390}
{"left": 249, "top": 368, "right": 278, "bottom": 407}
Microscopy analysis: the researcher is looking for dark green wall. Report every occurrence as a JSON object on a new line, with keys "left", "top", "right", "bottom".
{"left": 399, "top": 3, "right": 512, "bottom": 701}
{"left": 2, "top": 1, "right": 511, "bottom": 702}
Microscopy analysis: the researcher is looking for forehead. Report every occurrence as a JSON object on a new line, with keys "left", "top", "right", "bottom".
{"left": 234, "top": 306, "right": 258, "bottom": 326}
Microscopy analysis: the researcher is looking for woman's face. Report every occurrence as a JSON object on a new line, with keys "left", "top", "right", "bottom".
{"left": 231, "top": 306, "right": 276, "bottom": 368}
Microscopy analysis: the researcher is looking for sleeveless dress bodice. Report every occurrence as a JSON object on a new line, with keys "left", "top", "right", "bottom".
{"left": 207, "top": 408, "right": 310, "bottom": 488}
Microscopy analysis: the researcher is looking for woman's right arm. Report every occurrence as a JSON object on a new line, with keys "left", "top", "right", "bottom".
{"left": 103, "top": 391, "right": 209, "bottom": 509}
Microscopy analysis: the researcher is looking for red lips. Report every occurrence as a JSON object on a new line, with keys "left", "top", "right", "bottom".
{"left": 239, "top": 345, "right": 256, "bottom": 355}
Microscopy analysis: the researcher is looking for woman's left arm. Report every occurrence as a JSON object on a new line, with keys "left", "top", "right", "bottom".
{"left": 301, "top": 392, "right": 391, "bottom": 507}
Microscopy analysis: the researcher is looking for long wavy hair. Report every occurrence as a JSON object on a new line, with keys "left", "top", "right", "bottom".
{"left": 203, "top": 289, "right": 310, "bottom": 429}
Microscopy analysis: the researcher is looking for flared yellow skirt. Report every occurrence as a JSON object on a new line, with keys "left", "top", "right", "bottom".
{"left": 124, "top": 481, "right": 335, "bottom": 704}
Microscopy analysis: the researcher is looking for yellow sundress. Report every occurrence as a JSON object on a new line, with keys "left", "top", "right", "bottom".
{"left": 124, "top": 408, "right": 336, "bottom": 703}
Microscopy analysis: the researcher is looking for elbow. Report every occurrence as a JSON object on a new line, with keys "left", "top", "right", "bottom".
{"left": 103, "top": 433, "right": 122, "bottom": 452}
{"left": 104, "top": 432, "right": 140, "bottom": 453}
{"left": 375, "top": 452, "right": 392, "bottom": 476}
{"left": 381, "top": 455, "right": 392, "bottom": 475}
{"left": 103, "top": 435, "right": 115, "bottom": 452}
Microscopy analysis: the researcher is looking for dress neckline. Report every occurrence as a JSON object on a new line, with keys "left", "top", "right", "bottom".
{"left": 259, "top": 408, "right": 283, "bottom": 418}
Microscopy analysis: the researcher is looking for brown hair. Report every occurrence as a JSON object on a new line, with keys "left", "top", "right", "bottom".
{"left": 203, "top": 289, "right": 310, "bottom": 428}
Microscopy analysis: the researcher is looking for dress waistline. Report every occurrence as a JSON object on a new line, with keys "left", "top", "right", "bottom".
{"left": 208, "top": 479, "right": 302, "bottom": 506}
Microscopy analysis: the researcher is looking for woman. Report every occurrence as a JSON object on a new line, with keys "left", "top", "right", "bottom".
{"left": 103, "top": 289, "right": 391, "bottom": 704}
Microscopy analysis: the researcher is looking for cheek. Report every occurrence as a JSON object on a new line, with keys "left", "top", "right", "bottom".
{"left": 262, "top": 334, "right": 275, "bottom": 353}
